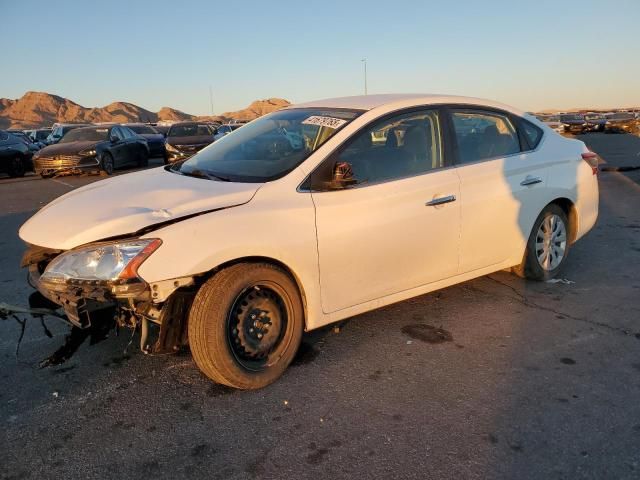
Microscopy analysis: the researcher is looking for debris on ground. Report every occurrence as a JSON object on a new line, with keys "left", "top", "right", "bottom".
{"left": 546, "top": 278, "right": 575, "bottom": 285}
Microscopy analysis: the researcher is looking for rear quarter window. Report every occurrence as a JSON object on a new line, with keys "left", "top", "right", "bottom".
{"left": 521, "top": 120, "right": 543, "bottom": 149}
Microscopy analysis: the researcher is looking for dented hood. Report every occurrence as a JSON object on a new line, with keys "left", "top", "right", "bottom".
{"left": 19, "top": 167, "right": 262, "bottom": 250}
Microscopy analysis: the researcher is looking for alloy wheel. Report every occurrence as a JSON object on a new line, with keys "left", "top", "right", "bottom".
{"left": 535, "top": 214, "right": 567, "bottom": 271}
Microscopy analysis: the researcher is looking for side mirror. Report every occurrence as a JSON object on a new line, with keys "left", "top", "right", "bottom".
{"left": 328, "top": 161, "right": 357, "bottom": 189}
{"left": 110, "top": 135, "right": 119, "bottom": 143}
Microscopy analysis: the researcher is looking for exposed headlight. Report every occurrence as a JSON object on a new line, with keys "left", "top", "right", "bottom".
{"left": 165, "top": 143, "right": 179, "bottom": 153}
{"left": 40, "top": 239, "right": 161, "bottom": 293}
{"left": 79, "top": 148, "right": 97, "bottom": 157}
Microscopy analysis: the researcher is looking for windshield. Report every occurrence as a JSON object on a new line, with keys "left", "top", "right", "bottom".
{"left": 59, "top": 127, "right": 109, "bottom": 143}
{"left": 585, "top": 114, "right": 604, "bottom": 120}
{"left": 168, "top": 124, "right": 212, "bottom": 137}
{"left": 171, "top": 108, "right": 362, "bottom": 182}
{"left": 610, "top": 113, "right": 634, "bottom": 120}
{"left": 128, "top": 125, "right": 158, "bottom": 134}
{"left": 561, "top": 114, "right": 584, "bottom": 122}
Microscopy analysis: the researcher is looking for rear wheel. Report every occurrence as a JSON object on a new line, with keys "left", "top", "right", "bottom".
{"left": 514, "top": 204, "right": 569, "bottom": 281}
{"left": 101, "top": 152, "right": 114, "bottom": 175}
{"left": 188, "top": 263, "right": 304, "bottom": 389}
{"left": 8, "top": 156, "right": 25, "bottom": 178}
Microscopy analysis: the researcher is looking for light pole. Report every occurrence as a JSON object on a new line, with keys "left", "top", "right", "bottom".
{"left": 361, "top": 58, "right": 367, "bottom": 95}
{"left": 209, "top": 85, "right": 214, "bottom": 116}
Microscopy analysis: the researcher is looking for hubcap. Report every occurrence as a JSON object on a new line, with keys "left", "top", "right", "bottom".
{"left": 535, "top": 214, "right": 567, "bottom": 271}
{"left": 227, "top": 285, "right": 289, "bottom": 371}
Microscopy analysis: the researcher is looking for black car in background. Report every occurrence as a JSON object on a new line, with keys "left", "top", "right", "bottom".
{"left": 164, "top": 122, "right": 216, "bottom": 163}
{"left": 584, "top": 113, "right": 607, "bottom": 132}
{"left": 0, "top": 130, "right": 33, "bottom": 177}
{"left": 7, "top": 130, "right": 44, "bottom": 152}
{"left": 560, "top": 114, "right": 587, "bottom": 134}
{"left": 605, "top": 112, "right": 638, "bottom": 134}
{"left": 125, "top": 123, "right": 166, "bottom": 157}
{"left": 45, "top": 123, "right": 90, "bottom": 145}
{"left": 33, "top": 125, "right": 149, "bottom": 177}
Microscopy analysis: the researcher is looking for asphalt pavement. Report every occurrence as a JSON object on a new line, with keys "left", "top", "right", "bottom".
{"left": 1, "top": 137, "right": 639, "bottom": 480}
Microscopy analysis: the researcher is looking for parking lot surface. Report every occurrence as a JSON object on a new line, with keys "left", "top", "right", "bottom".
{"left": 1, "top": 136, "right": 639, "bottom": 479}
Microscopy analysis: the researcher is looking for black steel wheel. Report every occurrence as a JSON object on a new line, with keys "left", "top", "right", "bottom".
{"left": 189, "top": 263, "right": 303, "bottom": 389}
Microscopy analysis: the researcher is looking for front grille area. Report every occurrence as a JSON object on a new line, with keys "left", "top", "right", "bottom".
{"left": 36, "top": 155, "right": 82, "bottom": 169}
{"left": 176, "top": 144, "right": 207, "bottom": 153}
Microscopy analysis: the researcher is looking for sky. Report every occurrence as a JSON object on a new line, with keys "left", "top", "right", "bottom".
{"left": 1, "top": 0, "right": 639, "bottom": 115}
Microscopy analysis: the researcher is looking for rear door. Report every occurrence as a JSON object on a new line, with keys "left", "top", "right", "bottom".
{"left": 310, "top": 108, "right": 461, "bottom": 313}
{"left": 448, "top": 107, "right": 549, "bottom": 273}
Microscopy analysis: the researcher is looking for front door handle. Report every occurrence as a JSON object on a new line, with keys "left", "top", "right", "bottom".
{"left": 520, "top": 176, "right": 542, "bottom": 186}
{"left": 425, "top": 195, "right": 456, "bottom": 206}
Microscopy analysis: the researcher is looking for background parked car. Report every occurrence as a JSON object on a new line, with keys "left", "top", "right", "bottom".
{"left": 535, "top": 115, "right": 564, "bottom": 134}
{"left": 124, "top": 123, "right": 166, "bottom": 157}
{"left": 604, "top": 112, "right": 637, "bottom": 133}
{"left": 154, "top": 125, "right": 170, "bottom": 137}
{"left": 0, "top": 130, "right": 33, "bottom": 177}
{"left": 7, "top": 130, "right": 44, "bottom": 152}
{"left": 213, "top": 123, "right": 243, "bottom": 141}
{"left": 164, "top": 122, "right": 216, "bottom": 163}
{"left": 33, "top": 125, "right": 149, "bottom": 177}
{"left": 584, "top": 113, "right": 607, "bottom": 132}
{"left": 26, "top": 128, "right": 52, "bottom": 144}
{"left": 45, "top": 123, "right": 90, "bottom": 145}
{"left": 560, "top": 114, "right": 587, "bottom": 134}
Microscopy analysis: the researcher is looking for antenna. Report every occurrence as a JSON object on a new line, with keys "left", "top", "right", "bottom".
{"left": 209, "top": 86, "right": 214, "bottom": 116}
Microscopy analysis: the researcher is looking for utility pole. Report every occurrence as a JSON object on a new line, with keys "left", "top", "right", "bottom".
{"left": 361, "top": 59, "right": 368, "bottom": 95}
{"left": 209, "top": 85, "right": 214, "bottom": 116}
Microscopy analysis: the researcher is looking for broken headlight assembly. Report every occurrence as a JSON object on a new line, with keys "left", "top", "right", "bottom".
{"left": 39, "top": 238, "right": 162, "bottom": 297}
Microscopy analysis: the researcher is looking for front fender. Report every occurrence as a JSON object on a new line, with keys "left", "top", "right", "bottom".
{"left": 137, "top": 185, "right": 323, "bottom": 328}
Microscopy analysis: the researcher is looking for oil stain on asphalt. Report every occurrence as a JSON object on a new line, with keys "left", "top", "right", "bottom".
{"left": 401, "top": 324, "right": 453, "bottom": 344}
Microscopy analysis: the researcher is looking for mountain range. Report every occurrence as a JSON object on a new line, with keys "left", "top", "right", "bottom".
{"left": 0, "top": 92, "right": 291, "bottom": 129}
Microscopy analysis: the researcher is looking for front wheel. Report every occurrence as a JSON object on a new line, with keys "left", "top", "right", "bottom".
{"left": 138, "top": 147, "right": 149, "bottom": 167}
{"left": 8, "top": 156, "right": 25, "bottom": 178}
{"left": 513, "top": 204, "right": 570, "bottom": 281}
{"left": 188, "top": 263, "right": 304, "bottom": 389}
{"left": 101, "top": 152, "right": 114, "bottom": 175}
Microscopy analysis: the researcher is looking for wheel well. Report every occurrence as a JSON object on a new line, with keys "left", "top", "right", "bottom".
{"left": 550, "top": 198, "right": 578, "bottom": 244}
{"left": 202, "top": 256, "right": 308, "bottom": 327}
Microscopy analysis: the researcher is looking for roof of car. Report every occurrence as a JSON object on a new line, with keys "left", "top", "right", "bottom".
{"left": 290, "top": 94, "right": 526, "bottom": 116}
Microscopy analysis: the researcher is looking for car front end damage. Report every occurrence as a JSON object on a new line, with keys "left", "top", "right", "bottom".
{"left": 21, "top": 239, "right": 199, "bottom": 364}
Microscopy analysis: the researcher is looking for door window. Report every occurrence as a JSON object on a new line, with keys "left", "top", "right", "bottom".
{"left": 111, "top": 127, "right": 125, "bottom": 141}
{"left": 451, "top": 110, "right": 521, "bottom": 163}
{"left": 331, "top": 109, "right": 444, "bottom": 185}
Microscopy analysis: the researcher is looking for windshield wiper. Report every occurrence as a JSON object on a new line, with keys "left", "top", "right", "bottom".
{"left": 180, "top": 169, "right": 232, "bottom": 182}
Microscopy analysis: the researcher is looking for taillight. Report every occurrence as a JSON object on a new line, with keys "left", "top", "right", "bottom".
{"left": 581, "top": 151, "right": 599, "bottom": 175}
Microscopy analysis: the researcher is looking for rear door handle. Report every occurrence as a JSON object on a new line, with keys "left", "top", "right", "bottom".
{"left": 520, "top": 176, "right": 542, "bottom": 186}
{"left": 425, "top": 195, "right": 456, "bottom": 206}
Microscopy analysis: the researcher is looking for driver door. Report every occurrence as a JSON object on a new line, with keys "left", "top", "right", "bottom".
{"left": 309, "top": 108, "right": 461, "bottom": 313}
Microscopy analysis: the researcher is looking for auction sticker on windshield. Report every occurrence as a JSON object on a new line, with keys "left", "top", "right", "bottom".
{"left": 302, "top": 116, "right": 348, "bottom": 129}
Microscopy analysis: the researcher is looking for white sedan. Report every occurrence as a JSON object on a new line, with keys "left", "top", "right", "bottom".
{"left": 20, "top": 94, "right": 599, "bottom": 389}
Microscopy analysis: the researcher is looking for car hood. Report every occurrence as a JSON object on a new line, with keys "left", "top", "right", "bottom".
{"left": 19, "top": 167, "right": 262, "bottom": 250}
{"left": 166, "top": 135, "right": 214, "bottom": 146}
{"left": 38, "top": 141, "right": 102, "bottom": 156}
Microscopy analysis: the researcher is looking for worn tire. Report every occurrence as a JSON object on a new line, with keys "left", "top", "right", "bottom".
{"left": 8, "top": 156, "right": 25, "bottom": 178}
{"left": 513, "top": 204, "right": 570, "bottom": 281}
{"left": 188, "top": 263, "right": 304, "bottom": 389}
{"left": 101, "top": 152, "right": 114, "bottom": 175}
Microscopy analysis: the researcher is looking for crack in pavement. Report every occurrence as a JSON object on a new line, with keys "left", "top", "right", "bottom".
{"left": 482, "top": 275, "right": 636, "bottom": 338}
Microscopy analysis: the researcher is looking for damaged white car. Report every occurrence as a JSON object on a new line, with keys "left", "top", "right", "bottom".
{"left": 19, "top": 94, "right": 599, "bottom": 389}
